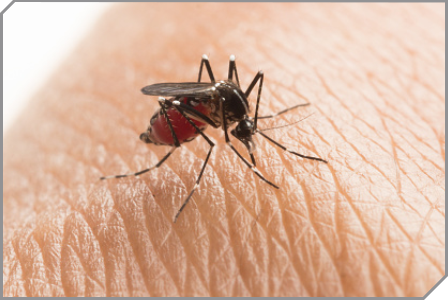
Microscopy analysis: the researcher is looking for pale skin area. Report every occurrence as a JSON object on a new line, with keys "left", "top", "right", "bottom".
{"left": 3, "top": 3, "right": 445, "bottom": 297}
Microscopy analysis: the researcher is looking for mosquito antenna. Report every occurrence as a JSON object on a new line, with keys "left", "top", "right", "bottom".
{"left": 258, "top": 113, "right": 315, "bottom": 132}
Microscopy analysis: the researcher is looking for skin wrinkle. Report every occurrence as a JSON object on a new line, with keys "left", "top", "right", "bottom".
{"left": 162, "top": 148, "right": 228, "bottom": 296}
{"left": 386, "top": 208, "right": 443, "bottom": 275}
{"left": 15, "top": 228, "right": 41, "bottom": 297}
{"left": 224, "top": 146, "right": 304, "bottom": 296}
{"left": 17, "top": 144, "right": 110, "bottom": 296}
{"left": 223, "top": 187, "right": 253, "bottom": 295}
{"left": 262, "top": 137, "right": 326, "bottom": 296}
{"left": 61, "top": 212, "right": 106, "bottom": 296}
{"left": 371, "top": 74, "right": 442, "bottom": 152}
{"left": 31, "top": 230, "right": 60, "bottom": 296}
{"left": 300, "top": 181, "right": 343, "bottom": 295}
{"left": 147, "top": 156, "right": 220, "bottom": 295}
{"left": 254, "top": 192, "right": 277, "bottom": 296}
{"left": 196, "top": 151, "right": 240, "bottom": 296}
{"left": 248, "top": 139, "right": 272, "bottom": 296}
{"left": 208, "top": 202, "right": 238, "bottom": 291}
{"left": 67, "top": 210, "right": 109, "bottom": 296}
{"left": 140, "top": 183, "right": 183, "bottom": 296}
{"left": 3, "top": 3, "right": 444, "bottom": 297}
{"left": 326, "top": 164, "right": 405, "bottom": 294}
{"left": 10, "top": 237, "right": 31, "bottom": 297}
{"left": 313, "top": 75, "right": 437, "bottom": 221}
{"left": 105, "top": 188, "right": 152, "bottom": 296}
{"left": 118, "top": 177, "right": 191, "bottom": 296}
{"left": 171, "top": 146, "right": 220, "bottom": 295}
{"left": 64, "top": 240, "right": 104, "bottom": 294}
{"left": 215, "top": 155, "right": 260, "bottom": 295}
{"left": 392, "top": 130, "right": 439, "bottom": 183}
{"left": 270, "top": 130, "right": 342, "bottom": 295}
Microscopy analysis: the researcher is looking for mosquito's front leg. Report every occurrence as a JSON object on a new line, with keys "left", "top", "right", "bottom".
{"left": 221, "top": 99, "right": 279, "bottom": 189}
{"left": 257, "top": 103, "right": 310, "bottom": 119}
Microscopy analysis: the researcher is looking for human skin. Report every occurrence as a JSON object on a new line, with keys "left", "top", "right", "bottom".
{"left": 3, "top": 3, "right": 444, "bottom": 297}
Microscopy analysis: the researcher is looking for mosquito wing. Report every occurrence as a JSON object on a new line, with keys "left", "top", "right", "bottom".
{"left": 141, "top": 82, "right": 216, "bottom": 98}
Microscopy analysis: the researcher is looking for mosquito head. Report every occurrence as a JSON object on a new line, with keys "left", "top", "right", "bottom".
{"left": 231, "top": 118, "right": 256, "bottom": 153}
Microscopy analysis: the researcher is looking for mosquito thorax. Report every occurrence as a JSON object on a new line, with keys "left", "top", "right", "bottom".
{"left": 213, "top": 80, "right": 250, "bottom": 125}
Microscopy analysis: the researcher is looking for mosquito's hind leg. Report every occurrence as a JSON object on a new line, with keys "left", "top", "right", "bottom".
{"left": 100, "top": 97, "right": 182, "bottom": 180}
{"left": 100, "top": 146, "right": 177, "bottom": 179}
{"left": 172, "top": 106, "right": 215, "bottom": 223}
{"left": 197, "top": 54, "right": 215, "bottom": 83}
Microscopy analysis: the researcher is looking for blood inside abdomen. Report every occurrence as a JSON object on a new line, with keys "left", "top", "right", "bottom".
{"left": 150, "top": 101, "right": 210, "bottom": 145}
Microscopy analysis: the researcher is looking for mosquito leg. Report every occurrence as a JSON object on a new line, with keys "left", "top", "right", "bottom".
{"left": 245, "top": 71, "right": 264, "bottom": 131}
{"left": 250, "top": 153, "right": 256, "bottom": 167}
{"left": 100, "top": 147, "right": 177, "bottom": 179}
{"left": 258, "top": 103, "right": 311, "bottom": 119}
{"left": 100, "top": 97, "right": 182, "bottom": 180}
{"left": 164, "top": 100, "right": 220, "bottom": 128}
{"left": 226, "top": 137, "right": 279, "bottom": 189}
{"left": 172, "top": 106, "right": 215, "bottom": 223}
{"left": 221, "top": 100, "right": 279, "bottom": 189}
{"left": 257, "top": 130, "right": 328, "bottom": 163}
{"left": 158, "top": 97, "right": 181, "bottom": 147}
{"left": 227, "top": 54, "right": 240, "bottom": 87}
{"left": 197, "top": 54, "right": 215, "bottom": 83}
{"left": 245, "top": 70, "right": 263, "bottom": 98}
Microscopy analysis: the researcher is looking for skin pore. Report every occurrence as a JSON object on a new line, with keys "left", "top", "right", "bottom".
{"left": 3, "top": 3, "right": 444, "bottom": 297}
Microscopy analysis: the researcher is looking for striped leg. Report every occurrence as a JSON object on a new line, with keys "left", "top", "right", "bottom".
{"left": 100, "top": 98, "right": 181, "bottom": 180}
{"left": 197, "top": 54, "right": 215, "bottom": 83}
{"left": 100, "top": 147, "right": 177, "bottom": 179}
{"left": 227, "top": 54, "right": 241, "bottom": 87}
{"left": 172, "top": 106, "right": 215, "bottom": 223}
{"left": 245, "top": 70, "right": 264, "bottom": 131}
{"left": 221, "top": 99, "right": 279, "bottom": 189}
{"left": 257, "top": 130, "right": 328, "bottom": 163}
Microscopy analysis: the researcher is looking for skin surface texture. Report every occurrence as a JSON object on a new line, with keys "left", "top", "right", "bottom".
{"left": 3, "top": 3, "right": 445, "bottom": 297}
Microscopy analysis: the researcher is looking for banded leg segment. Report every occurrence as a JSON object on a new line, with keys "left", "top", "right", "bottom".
{"left": 245, "top": 71, "right": 264, "bottom": 131}
{"left": 165, "top": 100, "right": 220, "bottom": 128}
{"left": 100, "top": 97, "right": 182, "bottom": 180}
{"left": 227, "top": 54, "right": 241, "bottom": 87}
{"left": 197, "top": 54, "right": 215, "bottom": 83}
{"left": 221, "top": 99, "right": 279, "bottom": 189}
{"left": 257, "top": 130, "right": 328, "bottom": 163}
{"left": 172, "top": 106, "right": 215, "bottom": 223}
{"left": 100, "top": 147, "right": 177, "bottom": 179}
{"left": 158, "top": 97, "right": 181, "bottom": 147}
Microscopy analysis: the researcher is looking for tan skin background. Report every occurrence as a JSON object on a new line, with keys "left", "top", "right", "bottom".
{"left": 3, "top": 3, "right": 445, "bottom": 297}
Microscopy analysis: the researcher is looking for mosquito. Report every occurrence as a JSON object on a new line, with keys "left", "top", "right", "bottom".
{"left": 101, "top": 54, "right": 327, "bottom": 222}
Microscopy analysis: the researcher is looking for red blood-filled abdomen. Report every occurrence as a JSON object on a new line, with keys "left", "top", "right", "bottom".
{"left": 149, "top": 99, "right": 211, "bottom": 145}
